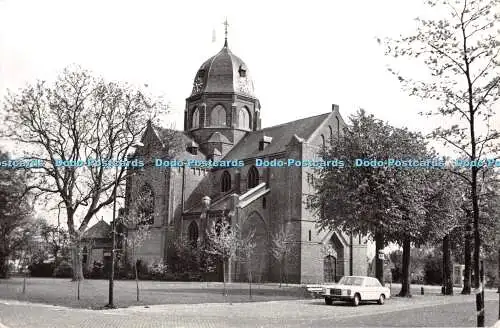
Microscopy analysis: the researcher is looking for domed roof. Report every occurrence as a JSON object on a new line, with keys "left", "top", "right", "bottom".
{"left": 191, "top": 45, "right": 256, "bottom": 98}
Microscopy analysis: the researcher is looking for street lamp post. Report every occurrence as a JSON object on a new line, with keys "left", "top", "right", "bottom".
{"left": 106, "top": 167, "right": 118, "bottom": 309}
{"left": 106, "top": 142, "right": 142, "bottom": 309}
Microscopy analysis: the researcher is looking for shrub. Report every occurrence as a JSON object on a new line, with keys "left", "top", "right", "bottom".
{"left": 115, "top": 260, "right": 131, "bottom": 279}
{"left": 136, "top": 259, "right": 151, "bottom": 280}
{"left": 53, "top": 261, "right": 73, "bottom": 278}
{"left": 29, "top": 262, "right": 55, "bottom": 277}
{"left": 90, "top": 261, "right": 105, "bottom": 279}
{"left": 149, "top": 262, "right": 168, "bottom": 280}
{"left": 485, "top": 270, "right": 497, "bottom": 288}
{"left": 424, "top": 255, "right": 442, "bottom": 285}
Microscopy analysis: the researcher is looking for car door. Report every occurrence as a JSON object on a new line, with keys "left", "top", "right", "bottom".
{"left": 360, "top": 278, "right": 372, "bottom": 300}
{"left": 365, "top": 278, "right": 378, "bottom": 300}
{"left": 370, "top": 278, "right": 383, "bottom": 300}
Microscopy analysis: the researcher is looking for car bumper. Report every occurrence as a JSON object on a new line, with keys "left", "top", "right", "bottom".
{"left": 323, "top": 295, "right": 353, "bottom": 301}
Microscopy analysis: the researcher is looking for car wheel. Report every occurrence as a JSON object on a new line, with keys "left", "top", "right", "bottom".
{"left": 378, "top": 294, "right": 385, "bottom": 305}
{"left": 352, "top": 294, "right": 360, "bottom": 306}
{"left": 325, "top": 297, "right": 333, "bottom": 305}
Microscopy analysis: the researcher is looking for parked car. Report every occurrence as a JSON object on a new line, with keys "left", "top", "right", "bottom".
{"left": 322, "top": 276, "right": 390, "bottom": 306}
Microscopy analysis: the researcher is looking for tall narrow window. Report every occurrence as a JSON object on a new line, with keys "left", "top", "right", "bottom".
{"left": 247, "top": 165, "right": 259, "bottom": 189}
{"left": 308, "top": 230, "right": 312, "bottom": 241}
{"left": 321, "top": 134, "right": 326, "bottom": 150}
{"left": 221, "top": 170, "right": 231, "bottom": 192}
{"left": 336, "top": 116, "right": 340, "bottom": 139}
{"left": 328, "top": 126, "right": 333, "bottom": 144}
{"left": 211, "top": 105, "right": 226, "bottom": 126}
{"left": 138, "top": 184, "right": 154, "bottom": 225}
{"left": 192, "top": 108, "right": 199, "bottom": 129}
{"left": 188, "top": 221, "right": 199, "bottom": 248}
{"left": 238, "top": 107, "right": 251, "bottom": 129}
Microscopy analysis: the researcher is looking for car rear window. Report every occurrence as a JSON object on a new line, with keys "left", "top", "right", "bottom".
{"left": 339, "top": 277, "right": 363, "bottom": 286}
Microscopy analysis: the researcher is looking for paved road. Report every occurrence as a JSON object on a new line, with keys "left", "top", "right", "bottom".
{"left": 0, "top": 293, "right": 498, "bottom": 327}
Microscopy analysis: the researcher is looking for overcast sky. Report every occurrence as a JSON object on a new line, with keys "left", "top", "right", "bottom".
{"left": 1, "top": 1, "right": 498, "bottom": 237}
{"left": 1, "top": 0, "right": 442, "bottom": 134}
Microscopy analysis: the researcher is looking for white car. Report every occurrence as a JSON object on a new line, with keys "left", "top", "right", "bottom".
{"left": 322, "top": 276, "right": 390, "bottom": 306}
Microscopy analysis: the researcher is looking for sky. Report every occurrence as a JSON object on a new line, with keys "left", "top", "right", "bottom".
{"left": 0, "top": 0, "right": 498, "bottom": 242}
{"left": 0, "top": 0, "right": 439, "bottom": 133}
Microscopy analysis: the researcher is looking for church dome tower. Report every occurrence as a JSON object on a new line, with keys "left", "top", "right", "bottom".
{"left": 184, "top": 21, "right": 261, "bottom": 158}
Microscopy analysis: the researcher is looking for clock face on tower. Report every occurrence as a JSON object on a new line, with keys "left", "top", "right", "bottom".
{"left": 238, "top": 77, "right": 250, "bottom": 94}
{"left": 192, "top": 77, "right": 203, "bottom": 94}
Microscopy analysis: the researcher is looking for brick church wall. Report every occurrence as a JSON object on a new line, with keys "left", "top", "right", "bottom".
{"left": 127, "top": 227, "right": 164, "bottom": 265}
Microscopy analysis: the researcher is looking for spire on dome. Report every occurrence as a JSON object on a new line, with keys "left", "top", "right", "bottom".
{"left": 223, "top": 17, "right": 229, "bottom": 48}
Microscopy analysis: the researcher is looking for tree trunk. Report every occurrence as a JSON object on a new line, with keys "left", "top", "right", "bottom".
{"left": 284, "top": 255, "right": 288, "bottom": 286}
{"left": 248, "top": 259, "right": 252, "bottom": 300}
{"left": 279, "top": 260, "right": 283, "bottom": 288}
{"left": 443, "top": 234, "right": 453, "bottom": 295}
{"left": 375, "top": 230, "right": 385, "bottom": 286}
{"left": 462, "top": 221, "right": 472, "bottom": 294}
{"left": 497, "top": 246, "right": 500, "bottom": 295}
{"left": 135, "top": 261, "right": 139, "bottom": 302}
{"left": 471, "top": 169, "right": 480, "bottom": 289}
{"left": 222, "top": 259, "right": 227, "bottom": 298}
{"left": 0, "top": 253, "right": 8, "bottom": 279}
{"left": 71, "top": 244, "right": 84, "bottom": 281}
{"left": 22, "top": 271, "right": 27, "bottom": 294}
{"left": 398, "top": 237, "right": 411, "bottom": 297}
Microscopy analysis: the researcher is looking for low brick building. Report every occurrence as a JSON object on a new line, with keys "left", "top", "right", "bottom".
{"left": 81, "top": 220, "right": 113, "bottom": 274}
{"left": 124, "top": 35, "right": 368, "bottom": 284}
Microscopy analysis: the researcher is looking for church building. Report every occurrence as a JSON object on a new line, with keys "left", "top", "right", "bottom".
{"left": 123, "top": 30, "right": 368, "bottom": 284}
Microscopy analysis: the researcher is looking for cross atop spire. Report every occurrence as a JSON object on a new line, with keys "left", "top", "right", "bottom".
{"left": 223, "top": 17, "right": 229, "bottom": 47}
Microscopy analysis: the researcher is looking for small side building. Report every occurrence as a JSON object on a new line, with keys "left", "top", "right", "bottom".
{"left": 80, "top": 220, "right": 113, "bottom": 274}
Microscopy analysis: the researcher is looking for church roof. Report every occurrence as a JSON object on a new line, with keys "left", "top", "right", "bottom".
{"left": 82, "top": 220, "right": 111, "bottom": 240}
{"left": 207, "top": 132, "right": 231, "bottom": 144}
{"left": 223, "top": 113, "right": 331, "bottom": 160}
{"left": 154, "top": 127, "right": 207, "bottom": 160}
{"left": 190, "top": 45, "right": 256, "bottom": 98}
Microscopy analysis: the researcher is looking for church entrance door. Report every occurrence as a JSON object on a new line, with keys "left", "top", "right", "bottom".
{"left": 324, "top": 255, "right": 336, "bottom": 283}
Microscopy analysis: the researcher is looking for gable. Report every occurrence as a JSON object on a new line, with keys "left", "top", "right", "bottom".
{"left": 307, "top": 111, "right": 346, "bottom": 147}
{"left": 82, "top": 220, "right": 111, "bottom": 240}
{"left": 223, "top": 113, "right": 330, "bottom": 161}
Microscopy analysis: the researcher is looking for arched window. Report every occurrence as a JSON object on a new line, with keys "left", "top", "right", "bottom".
{"left": 192, "top": 108, "right": 199, "bottom": 129}
{"left": 210, "top": 105, "right": 226, "bottom": 126}
{"left": 328, "top": 126, "right": 333, "bottom": 144}
{"left": 238, "top": 107, "right": 251, "bottom": 129}
{"left": 188, "top": 221, "right": 198, "bottom": 248}
{"left": 336, "top": 116, "right": 340, "bottom": 139}
{"left": 321, "top": 134, "right": 326, "bottom": 150}
{"left": 221, "top": 171, "right": 231, "bottom": 192}
{"left": 138, "top": 183, "right": 154, "bottom": 225}
{"left": 247, "top": 165, "right": 259, "bottom": 189}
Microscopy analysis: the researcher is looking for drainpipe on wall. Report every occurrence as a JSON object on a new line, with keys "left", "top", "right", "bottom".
{"left": 180, "top": 165, "right": 186, "bottom": 240}
{"left": 350, "top": 234, "right": 353, "bottom": 276}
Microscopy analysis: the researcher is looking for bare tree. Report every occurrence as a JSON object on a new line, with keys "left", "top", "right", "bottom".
{"left": 205, "top": 217, "right": 240, "bottom": 298}
{"left": 36, "top": 218, "right": 70, "bottom": 265}
{"left": 120, "top": 190, "right": 153, "bottom": 302}
{"left": 383, "top": 1, "right": 499, "bottom": 322}
{"left": 0, "top": 152, "right": 34, "bottom": 278}
{"left": 239, "top": 229, "right": 256, "bottom": 299}
{"left": 17, "top": 227, "right": 38, "bottom": 294}
{"left": 1, "top": 66, "right": 168, "bottom": 280}
{"left": 271, "top": 227, "right": 294, "bottom": 287}
{"left": 382, "top": 0, "right": 500, "bottom": 294}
